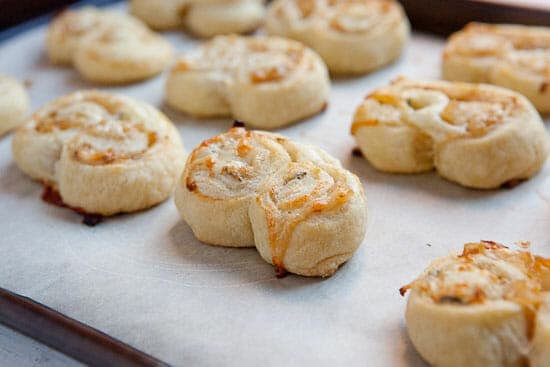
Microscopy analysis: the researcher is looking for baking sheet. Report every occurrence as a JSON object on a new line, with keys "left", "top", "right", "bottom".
{"left": 1, "top": 3, "right": 550, "bottom": 366}
{"left": 0, "top": 324, "right": 83, "bottom": 367}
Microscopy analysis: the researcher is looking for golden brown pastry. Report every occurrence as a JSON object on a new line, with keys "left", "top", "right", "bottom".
{"left": 174, "top": 127, "right": 368, "bottom": 276}
{"left": 47, "top": 6, "right": 173, "bottom": 84}
{"left": 0, "top": 74, "right": 29, "bottom": 136}
{"left": 401, "top": 241, "right": 550, "bottom": 367}
{"left": 166, "top": 35, "right": 330, "bottom": 129}
{"left": 12, "top": 90, "right": 186, "bottom": 217}
{"left": 129, "top": 0, "right": 265, "bottom": 37}
{"left": 443, "top": 23, "right": 550, "bottom": 113}
{"left": 351, "top": 78, "right": 550, "bottom": 189}
{"left": 265, "top": 0, "right": 410, "bottom": 74}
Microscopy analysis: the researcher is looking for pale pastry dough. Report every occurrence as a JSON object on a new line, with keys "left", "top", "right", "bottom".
{"left": 47, "top": 7, "right": 173, "bottom": 84}
{"left": 129, "top": 0, "right": 188, "bottom": 30}
{"left": 265, "top": 0, "right": 410, "bottom": 74}
{"left": 443, "top": 23, "right": 550, "bottom": 113}
{"left": 12, "top": 90, "right": 186, "bottom": 216}
{"left": 130, "top": 0, "right": 265, "bottom": 36}
{"left": 47, "top": 6, "right": 116, "bottom": 65}
{"left": 250, "top": 161, "right": 367, "bottom": 277}
{"left": 47, "top": 7, "right": 142, "bottom": 65}
{"left": 530, "top": 293, "right": 550, "bottom": 367}
{"left": 175, "top": 127, "right": 293, "bottom": 247}
{"left": 0, "top": 75, "right": 28, "bottom": 136}
{"left": 401, "top": 241, "right": 550, "bottom": 367}
{"left": 73, "top": 21, "right": 173, "bottom": 84}
{"left": 165, "top": 35, "right": 330, "bottom": 129}
{"left": 174, "top": 127, "right": 368, "bottom": 276}
{"left": 351, "top": 78, "right": 550, "bottom": 189}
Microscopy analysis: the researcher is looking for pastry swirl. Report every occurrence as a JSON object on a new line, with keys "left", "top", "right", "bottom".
{"left": 250, "top": 161, "right": 367, "bottom": 276}
{"left": 175, "top": 127, "right": 367, "bottom": 276}
{"left": 351, "top": 78, "right": 550, "bottom": 188}
{"left": 0, "top": 74, "right": 28, "bottom": 136}
{"left": 265, "top": 0, "right": 410, "bottom": 74}
{"left": 130, "top": 0, "right": 265, "bottom": 37}
{"left": 12, "top": 90, "right": 186, "bottom": 216}
{"left": 166, "top": 35, "right": 330, "bottom": 129}
{"left": 443, "top": 23, "right": 550, "bottom": 113}
{"left": 47, "top": 7, "right": 173, "bottom": 84}
{"left": 175, "top": 127, "right": 293, "bottom": 247}
{"left": 401, "top": 241, "right": 550, "bottom": 367}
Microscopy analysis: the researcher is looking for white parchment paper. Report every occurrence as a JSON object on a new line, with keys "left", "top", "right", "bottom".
{"left": 1, "top": 3, "right": 549, "bottom": 366}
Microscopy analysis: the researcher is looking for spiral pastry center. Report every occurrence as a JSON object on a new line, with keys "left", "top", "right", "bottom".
{"left": 258, "top": 163, "right": 352, "bottom": 267}
{"left": 402, "top": 242, "right": 550, "bottom": 310}
{"left": 33, "top": 94, "right": 160, "bottom": 166}
{"left": 175, "top": 36, "right": 306, "bottom": 85}
{"left": 352, "top": 81, "right": 519, "bottom": 140}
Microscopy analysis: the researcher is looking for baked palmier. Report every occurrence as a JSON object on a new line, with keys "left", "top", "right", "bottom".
{"left": 129, "top": 0, "right": 265, "bottom": 37}
{"left": 12, "top": 90, "right": 186, "bottom": 217}
{"left": 351, "top": 78, "right": 550, "bottom": 189}
{"left": 265, "top": 0, "right": 410, "bottom": 74}
{"left": 47, "top": 7, "right": 173, "bottom": 84}
{"left": 165, "top": 35, "right": 330, "bottom": 129}
{"left": 175, "top": 127, "right": 368, "bottom": 276}
{"left": 401, "top": 241, "right": 550, "bottom": 367}
{"left": 443, "top": 23, "right": 550, "bottom": 113}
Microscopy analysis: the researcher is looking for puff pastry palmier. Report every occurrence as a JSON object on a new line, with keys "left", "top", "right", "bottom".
{"left": 47, "top": 6, "right": 121, "bottom": 65}
{"left": 401, "top": 241, "right": 550, "bottom": 367}
{"left": 0, "top": 75, "right": 28, "bottom": 136}
{"left": 12, "top": 90, "right": 186, "bottom": 216}
{"left": 73, "top": 20, "right": 173, "bottom": 84}
{"left": 166, "top": 35, "right": 330, "bottom": 129}
{"left": 265, "top": 0, "right": 410, "bottom": 74}
{"left": 175, "top": 127, "right": 367, "bottom": 276}
{"left": 443, "top": 23, "right": 550, "bottom": 113}
{"left": 351, "top": 78, "right": 550, "bottom": 189}
{"left": 130, "top": 0, "right": 265, "bottom": 37}
{"left": 47, "top": 7, "right": 173, "bottom": 84}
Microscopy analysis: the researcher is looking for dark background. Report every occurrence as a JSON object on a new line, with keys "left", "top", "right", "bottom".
{"left": 0, "top": 0, "right": 79, "bottom": 30}
{"left": 0, "top": 0, "right": 549, "bottom": 35}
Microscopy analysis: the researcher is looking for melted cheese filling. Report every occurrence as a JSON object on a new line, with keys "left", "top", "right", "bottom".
{"left": 403, "top": 242, "right": 550, "bottom": 309}
{"left": 173, "top": 36, "right": 306, "bottom": 85}
{"left": 352, "top": 81, "right": 518, "bottom": 141}
{"left": 447, "top": 24, "right": 550, "bottom": 80}
{"left": 280, "top": 0, "right": 401, "bottom": 34}
{"left": 185, "top": 129, "right": 291, "bottom": 199}
{"left": 256, "top": 162, "right": 352, "bottom": 267}
{"left": 33, "top": 95, "right": 160, "bottom": 166}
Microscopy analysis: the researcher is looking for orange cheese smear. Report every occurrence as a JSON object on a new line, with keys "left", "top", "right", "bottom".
{"left": 401, "top": 241, "right": 550, "bottom": 311}
{"left": 352, "top": 82, "right": 519, "bottom": 138}
{"left": 34, "top": 94, "right": 159, "bottom": 166}
{"left": 184, "top": 128, "right": 272, "bottom": 200}
{"left": 258, "top": 164, "right": 352, "bottom": 269}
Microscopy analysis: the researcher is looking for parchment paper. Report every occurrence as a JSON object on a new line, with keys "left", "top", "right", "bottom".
{"left": 1, "top": 3, "right": 549, "bottom": 366}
